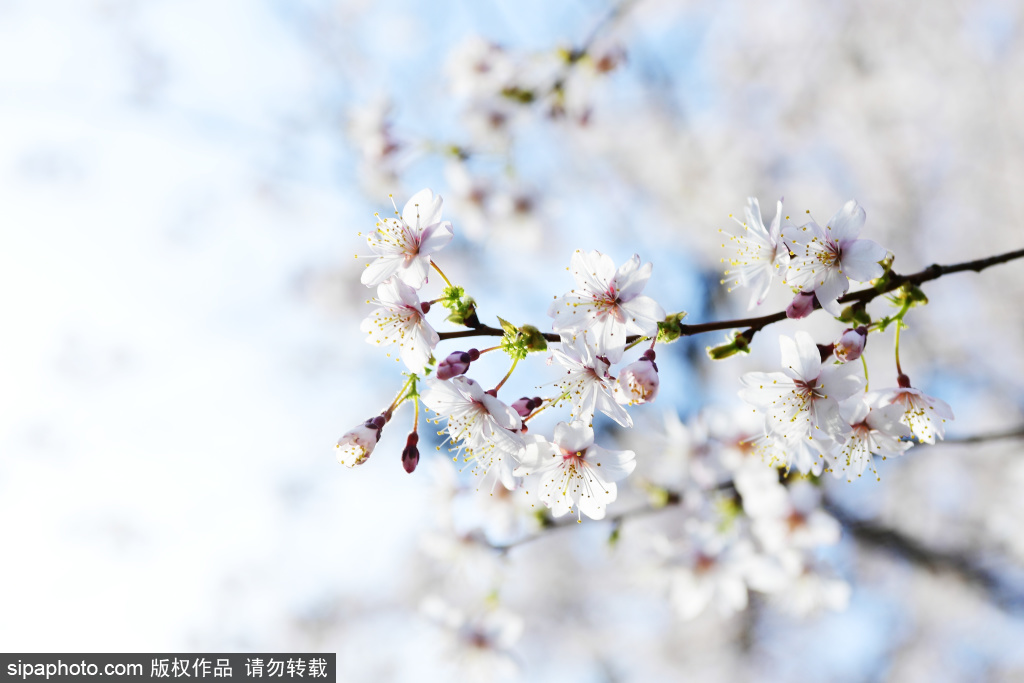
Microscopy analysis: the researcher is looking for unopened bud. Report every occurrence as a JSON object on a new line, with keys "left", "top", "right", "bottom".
{"left": 511, "top": 396, "right": 543, "bottom": 418}
{"left": 436, "top": 351, "right": 474, "bottom": 380}
{"left": 657, "top": 312, "right": 687, "bottom": 344}
{"left": 834, "top": 327, "right": 868, "bottom": 363}
{"left": 614, "top": 357, "right": 659, "bottom": 405}
{"left": 512, "top": 397, "right": 533, "bottom": 418}
{"left": 401, "top": 432, "right": 420, "bottom": 474}
{"left": 519, "top": 325, "right": 548, "bottom": 352}
{"left": 706, "top": 331, "right": 751, "bottom": 360}
{"left": 786, "top": 291, "right": 815, "bottom": 319}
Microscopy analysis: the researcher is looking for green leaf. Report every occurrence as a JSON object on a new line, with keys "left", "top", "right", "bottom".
{"left": 496, "top": 316, "right": 517, "bottom": 336}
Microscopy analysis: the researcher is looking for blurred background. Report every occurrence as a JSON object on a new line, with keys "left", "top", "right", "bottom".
{"left": 3, "top": 0, "right": 1024, "bottom": 680}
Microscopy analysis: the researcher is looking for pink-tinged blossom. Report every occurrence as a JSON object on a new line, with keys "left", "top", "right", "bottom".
{"left": 421, "top": 376, "right": 523, "bottom": 490}
{"left": 614, "top": 351, "right": 659, "bottom": 406}
{"left": 551, "top": 332, "right": 632, "bottom": 428}
{"left": 360, "top": 279, "right": 439, "bottom": 374}
{"left": 514, "top": 421, "right": 636, "bottom": 521}
{"left": 548, "top": 250, "right": 665, "bottom": 362}
{"left": 740, "top": 331, "right": 866, "bottom": 459}
{"left": 722, "top": 197, "right": 791, "bottom": 309}
{"left": 834, "top": 327, "right": 868, "bottom": 363}
{"left": 828, "top": 398, "right": 912, "bottom": 480}
{"left": 785, "top": 201, "right": 887, "bottom": 315}
{"left": 360, "top": 188, "right": 454, "bottom": 289}
{"left": 868, "top": 379, "right": 954, "bottom": 444}
{"left": 335, "top": 416, "right": 385, "bottom": 467}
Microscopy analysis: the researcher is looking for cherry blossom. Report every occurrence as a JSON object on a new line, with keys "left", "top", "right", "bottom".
{"left": 514, "top": 421, "right": 636, "bottom": 521}
{"left": 360, "top": 188, "right": 454, "bottom": 289}
{"left": 613, "top": 350, "right": 659, "bottom": 406}
{"left": 548, "top": 250, "right": 665, "bottom": 362}
{"left": 834, "top": 326, "right": 868, "bottom": 363}
{"left": 740, "top": 331, "right": 865, "bottom": 440}
{"left": 785, "top": 200, "right": 888, "bottom": 315}
{"left": 868, "top": 377, "right": 955, "bottom": 444}
{"left": 421, "top": 376, "right": 523, "bottom": 489}
{"left": 360, "top": 279, "right": 439, "bottom": 373}
{"left": 740, "top": 331, "right": 866, "bottom": 471}
{"left": 550, "top": 332, "right": 632, "bottom": 427}
{"left": 721, "top": 197, "right": 791, "bottom": 309}
{"left": 335, "top": 416, "right": 385, "bottom": 467}
{"left": 827, "top": 397, "right": 912, "bottom": 480}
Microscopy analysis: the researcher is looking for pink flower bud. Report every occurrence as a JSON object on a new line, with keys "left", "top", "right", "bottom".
{"left": 436, "top": 350, "right": 475, "bottom": 380}
{"left": 511, "top": 396, "right": 543, "bottom": 418}
{"left": 614, "top": 358, "right": 659, "bottom": 406}
{"left": 401, "top": 432, "right": 420, "bottom": 473}
{"left": 834, "top": 327, "right": 868, "bottom": 363}
{"left": 786, "top": 291, "right": 815, "bottom": 319}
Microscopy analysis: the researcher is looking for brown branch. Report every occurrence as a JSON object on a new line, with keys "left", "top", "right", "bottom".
{"left": 437, "top": 247, "right": 1024, "bottom": 345}
{"left": 824, "top": 500, "right": 1024, "bottom": 613}
{"left": 939, "top": 426, "right": 1024, "bottom": 444}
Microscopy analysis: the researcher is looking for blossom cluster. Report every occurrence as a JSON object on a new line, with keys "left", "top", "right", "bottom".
{"left": 339, "top": 189, "right": 956, "bottom": 522}
{"left": 723, "top": 198, "right": 954, "bottom": 479}
{"left": 625, "top": 410, "right": 851, "bottom": 620}
{"left": 338, "top": 189, "right": 685, "bottom": 521}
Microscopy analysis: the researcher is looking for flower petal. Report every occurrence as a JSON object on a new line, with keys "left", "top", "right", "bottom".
{"left": 402, "top": 188, "right": 443, "bottom": 229}
{"left": 825, "top": 200, "right": 866, "bottom": 243}
{"left": 781, "top": 332, "right": 821, "bottom": 382}
{"left": 839, "top": 238, "right": 886, "bottom": 282}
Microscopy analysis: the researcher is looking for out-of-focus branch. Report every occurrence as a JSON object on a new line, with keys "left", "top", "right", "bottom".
{"left": 437, "top": 246, "right": 1024, "bottom": 344}
{"left": 823, "top": 500, "right": 1024, "bottom": 613}
{"left": 488, "top": 423, "right": 1024, "bottom": 610}
{"left": 939, "top": 426, "right": 1024, "bottom": 444}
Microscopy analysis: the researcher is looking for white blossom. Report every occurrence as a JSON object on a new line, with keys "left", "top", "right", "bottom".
{"left": 550, "top": 332, "right": 632, "bottom": 427}
{"left": 361, "top": 188, "right": 454, "bottom": 289}
{"left": 335, "top": 418, "right": 384, "bottom": 467}
{"left": 740, "top": 331, "right": 866, "bottom": 453}
{"left": 548, "top": 250, "right": 665, "bottom": 362}
{"left": 722, "top": 197, "right": 791, "bottom": 309}
{"left": 785, "top": 200, "right": 887, "bottom": 315}
{"left": 514, "top": 421, "right": 636, "bottom": 521}
{"left": 359, "top": 279, "right": 439, "bottom": 373}
{"left": 421, "top": 376, "right": 523, "bottom": 490}
{"left": 828, "top": 397, "right": 912, "bottom": 480}
{"left": 868, "top": 381, "right": 954, "bottom": 444}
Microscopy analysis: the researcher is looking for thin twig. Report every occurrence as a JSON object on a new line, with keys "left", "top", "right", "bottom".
{"left": 438, "top": 247, "right": 1024, "bottom": 344}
